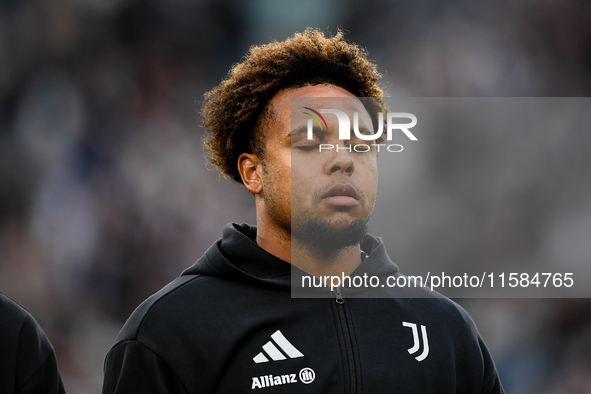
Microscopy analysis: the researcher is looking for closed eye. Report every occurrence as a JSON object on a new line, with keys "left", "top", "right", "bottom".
{"left": 295, "top": 144, "right": 320, "bottom": 151}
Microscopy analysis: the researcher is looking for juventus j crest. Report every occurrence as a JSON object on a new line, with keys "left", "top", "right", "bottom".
{"left": 402, "top": 322, "right": 429, "bottom": 362}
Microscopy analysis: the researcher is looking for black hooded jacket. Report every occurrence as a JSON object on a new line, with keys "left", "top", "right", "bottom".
{"left": 0, "top": 293, "right": 65, "bottom": 394}
{"left": 103, "top": 223, "right": 504, "bottom": 393}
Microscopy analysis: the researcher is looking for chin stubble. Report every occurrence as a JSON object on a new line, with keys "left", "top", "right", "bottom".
{"left": 294, "top": 218, "right": 368, "bottom": 252}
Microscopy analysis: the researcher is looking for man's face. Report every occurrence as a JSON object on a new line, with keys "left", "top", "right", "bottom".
{"left": 260, "top": 84, "right": 378, "bottom": 251}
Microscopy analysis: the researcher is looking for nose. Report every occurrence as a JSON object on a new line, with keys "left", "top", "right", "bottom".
{"left": 327, "top": 147, "right": 355, "bottom": 175}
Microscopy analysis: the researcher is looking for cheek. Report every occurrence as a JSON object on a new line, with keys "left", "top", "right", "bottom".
{"left": 268, "top": 169, "right": 293, "bottom": 208}
{"left": 265, "top": 168, "right": 290, "bottom": 197}
{"left": 359, "top": 159, "right": 379, "bottom": 200}
{"left": 264, "top": 149, "right": 291, "bottom": 185}
{"left": 291, "top": 165, "right": 319, "bottom": 203}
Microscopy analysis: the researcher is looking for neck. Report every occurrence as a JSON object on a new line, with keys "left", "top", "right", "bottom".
{"left": 291, "top": 240, "right": 362, "bottom": 277}
{"left": 256, "top": 221, "right": 292, "bottom": 264}
{"left": 255, "top": 206, "right": 362, "bottom": 277}
{"left": 255, "top": 199, "right": 292, "bottom": 263}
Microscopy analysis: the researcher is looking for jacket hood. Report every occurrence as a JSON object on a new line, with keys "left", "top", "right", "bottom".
{"left": 182, "top": 223, "right": 400, "bottom": 292}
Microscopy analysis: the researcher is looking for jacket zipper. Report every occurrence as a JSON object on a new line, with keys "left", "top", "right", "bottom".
{"left": 334, "top": 287, "right": 358, "bottom": 394}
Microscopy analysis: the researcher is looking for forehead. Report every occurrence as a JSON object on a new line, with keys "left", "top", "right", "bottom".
{"left": 268, "top": 84, "right": 371, "bottom": 131}
{"left": 273, "top": 84, "right": 357, "bottom": 106}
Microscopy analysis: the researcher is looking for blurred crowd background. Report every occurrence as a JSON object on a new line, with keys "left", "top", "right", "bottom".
{"left": 1, "top": 0, "right": 590, "bottom": 393}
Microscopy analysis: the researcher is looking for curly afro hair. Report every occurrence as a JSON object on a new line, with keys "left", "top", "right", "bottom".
{"left": 201, "top": 28, "right": 388, "bottom": 184}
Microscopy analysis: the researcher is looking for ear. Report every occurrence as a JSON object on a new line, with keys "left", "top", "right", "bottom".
{"left": 238, "top": 153, "right": 263, "bottom": 194}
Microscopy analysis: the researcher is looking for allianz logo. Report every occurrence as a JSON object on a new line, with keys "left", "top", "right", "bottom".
{"left": 251, "top": 367, "right": 315, "bottom": 389}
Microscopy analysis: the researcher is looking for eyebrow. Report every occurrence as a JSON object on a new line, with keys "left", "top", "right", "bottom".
{"left": 289, "top": 125, "right": 307, "bottom": 138}
{"left": 355, "top": 126, "right": 375, "bottom": 136}
{"left": 288, "top": 125, "right": 328, "bottom": 139}
{"left": 288, "top": 125, "right": 375, "bottom": 140}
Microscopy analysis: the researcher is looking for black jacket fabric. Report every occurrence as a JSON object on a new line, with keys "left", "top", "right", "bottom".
{"left": 103, "top": 223, "right": 504, "bottom": 393}
{"left": 0, "top": 293, "right": 65, "bottom": 394}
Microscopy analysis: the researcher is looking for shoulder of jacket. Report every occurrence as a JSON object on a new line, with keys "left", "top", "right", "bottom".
{"left": 0, "top": 293, "right": 56, "bottom": 346}
{"left": 0, "top": 293, "right": 58, "bottom": 381}
{"left": 0, "top": 293, "right": 32, "bottom": 326}
{"left": 112, "top": 274, "right": 203, "bottom": 345}
{"left": 399, "top": 295, "right": 479, "bottom": 333}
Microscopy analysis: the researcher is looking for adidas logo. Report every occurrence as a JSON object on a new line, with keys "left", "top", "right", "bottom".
{"left": 253, "top": 330, "right": 304, "bottom": 363}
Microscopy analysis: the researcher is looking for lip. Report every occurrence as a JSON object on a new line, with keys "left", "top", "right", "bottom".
{"left": 321, "top": 184, "right": 360, "bottom": 206}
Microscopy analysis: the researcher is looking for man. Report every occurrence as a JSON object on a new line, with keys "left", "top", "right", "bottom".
{"left": 0, "top": 292, "right": 66, "bottom": 394}
{"left": 103, "top": 29, "right": 504, "bottom": 393}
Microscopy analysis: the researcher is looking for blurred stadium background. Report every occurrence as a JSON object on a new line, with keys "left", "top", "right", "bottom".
{"left": 1, "top": 0, "right": 590, "bottom": 392}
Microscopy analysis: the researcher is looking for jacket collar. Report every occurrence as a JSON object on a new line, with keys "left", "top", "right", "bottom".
{"left": 182, "top": 222, "right": 400, "bottom": 292}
